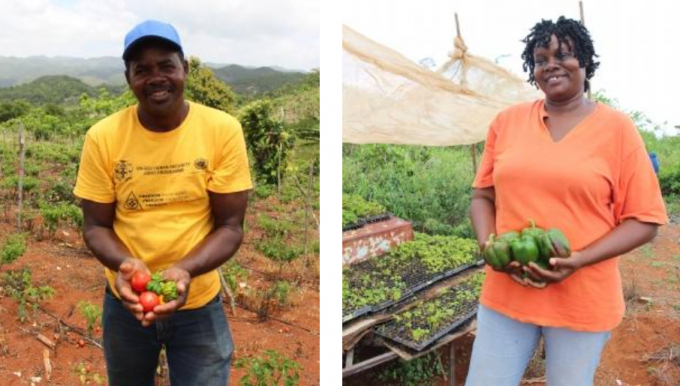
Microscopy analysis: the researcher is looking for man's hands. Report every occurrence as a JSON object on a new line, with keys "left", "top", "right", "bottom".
{"left": 115, "top": 258, "right": 191, "bottom": 327}
{"left": 115, "top": 258, "right": 149, "bottom": 322}
{"left": 140, "top": 267, "right": 191, "bottom": 326}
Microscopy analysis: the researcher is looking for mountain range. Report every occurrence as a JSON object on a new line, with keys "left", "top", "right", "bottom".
{"left": 0, "top": 56, "right": 307, "bottom": 96}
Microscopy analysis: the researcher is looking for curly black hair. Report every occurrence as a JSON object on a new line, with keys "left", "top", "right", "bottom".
{"left": 521, "top": 16, "right": 600, "bottom": 92}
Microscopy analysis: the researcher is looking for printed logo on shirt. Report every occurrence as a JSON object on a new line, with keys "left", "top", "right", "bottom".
{"left": 123, "top": 191, "right": 142, "bottom": 211}
{"left": 114, "top": 160, "right": 133, "bottom": 182}
{"left": 194, "top": 158, "right": 208, "bottom": 170}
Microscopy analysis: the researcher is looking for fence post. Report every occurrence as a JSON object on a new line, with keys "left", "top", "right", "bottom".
{"left": 17, "top": 122, "right": 26, "bottom": 231}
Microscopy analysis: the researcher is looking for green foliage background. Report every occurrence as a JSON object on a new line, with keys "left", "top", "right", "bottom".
{"left": 343, "top": 91, "right": 680, "bottom": 239}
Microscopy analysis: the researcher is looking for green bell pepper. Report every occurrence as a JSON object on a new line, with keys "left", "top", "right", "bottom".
{"left": 483, "top": 233, "right": 511, "bottom": 269}
{"left": 510, "top": 235, "right": 540, "bottom": 265}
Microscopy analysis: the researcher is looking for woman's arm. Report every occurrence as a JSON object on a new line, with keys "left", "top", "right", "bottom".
{"left": 470, "top": 187, "right": 497, "bottom": 250}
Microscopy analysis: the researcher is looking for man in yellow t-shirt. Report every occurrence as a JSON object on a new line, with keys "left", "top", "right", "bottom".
{"left": 73, "top": 20, "right": 252, "bottom": 386}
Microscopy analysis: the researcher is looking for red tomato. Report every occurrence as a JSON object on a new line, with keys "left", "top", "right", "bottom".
{"left": 131, "top": 272, "right": 151, "bottom": 294}
{"left": 139, "top": 291, "right": 160, "bottom": 312}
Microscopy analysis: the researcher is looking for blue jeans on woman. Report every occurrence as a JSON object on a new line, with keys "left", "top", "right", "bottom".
{"left": 102, "top": 288, "right": 233, "bottom": 386}
{"left": 465, "top": 305, "right": 611, "bottom": 386}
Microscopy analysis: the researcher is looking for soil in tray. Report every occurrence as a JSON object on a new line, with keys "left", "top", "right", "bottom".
{"left": 377, "top": 274, "right": 484, "bottom": 348}
{"left": 343, "top": 240, "right": 480, "bottom": 319}
{"left": 342, "top": 212, "right": 391, "bottom": 232}
{"left": 343, "top": 258, "right": 407, "bottom": 317}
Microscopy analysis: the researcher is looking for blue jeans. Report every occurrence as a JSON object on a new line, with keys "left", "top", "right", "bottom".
{"left": 103, "top": 289, "right": 233, "bottom": 386}
{"left": 465, "top": 305, "right": 611, "bottom": 386}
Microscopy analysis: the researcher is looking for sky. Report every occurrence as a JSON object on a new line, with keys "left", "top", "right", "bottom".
{"left": 343, "top": 0, "right": 680, "bottom": 135}
{"left": 0, "top": 0, "right": 319, "bottom": 71}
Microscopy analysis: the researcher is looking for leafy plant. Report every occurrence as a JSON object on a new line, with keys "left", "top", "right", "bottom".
{"left": 74, "top": 362, "right": 106, "bottom": 385}
{"left": 1, "top": 268, "right": 55, "bottom": 322}
{"left": 258, "top": 214, "right": 296, "bottom": 238}
{"left": 1, "top": 232, "right": 27, "bottom": 265}
{"left": 240, "top": 99, "right": 295, "bottom": 184}
{"left": 77, "top": 301, "right": 102, "bottom": 335}
{"left": 385, "top": 272, "right": 484, "bottom": 343}
{"left": 342, "top": 194, "right": 386, "bottom": 227}
{"left": 256, "top": 237, "right": 303, "bottom": 275}
{"left": 39, "top": 201, "right": 83, "bottom": 235}
{"left": 222, "top": 260, "right": 250, "bottom": 294}
{"left": 378, "top": 352, "right": 445, "bottom": 386}
{"left": 235, "top": 350, "right": 301, "bottom": 386}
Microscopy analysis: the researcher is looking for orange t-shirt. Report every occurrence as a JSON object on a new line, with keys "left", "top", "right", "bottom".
{"left": 473, "top": 100, "right": 667, "bottom": 332}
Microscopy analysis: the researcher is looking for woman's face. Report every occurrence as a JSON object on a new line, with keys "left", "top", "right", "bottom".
{"left": 533, "top": 35, "right": 586, "bottom": 101}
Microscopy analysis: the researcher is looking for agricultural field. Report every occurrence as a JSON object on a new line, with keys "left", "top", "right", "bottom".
{"left": 342, "top": 95, "right": 680, "bottom": 385}
{"left": 0, "top": 60, "right": 320, "bottom": 385}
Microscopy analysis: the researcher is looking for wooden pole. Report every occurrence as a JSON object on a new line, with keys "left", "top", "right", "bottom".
{"left": 449, "top": 342, "right": 456, "bottom": 386}
{"left": 454, "top": 12, "right": 478, "bottom": 173}
{"left": 579, "top": 1, "right": 592, "bottom": 100}
{"left": 16, "top": 122, "right": 25, "bottom": 231}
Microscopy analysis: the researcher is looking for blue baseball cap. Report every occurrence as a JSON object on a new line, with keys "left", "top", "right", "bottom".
{"left": 123, "top": 20, "right": 183, "bottom": 60}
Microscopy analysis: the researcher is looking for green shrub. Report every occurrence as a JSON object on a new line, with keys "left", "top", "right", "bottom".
{"left": 378, "top": 352, "right": 445, "bottom": 386}
{"left": 77, "top": 301, "right": 102, "bottom": 335}
{"left": 254, "top": 183, "right": 276, "bottom": 199}
{"left": 343, "top": 144, "right": 474, "bottom": 234}
{"left": 258, "top": 214, "right": 295, "bottom": 237}
{"left": 1, "top": 268, "right": 55, "bottom": 322}
{"left": 39, "top": 201, "right": 83, "bottom": 234}
{"left": 235, "top": 350, "right": 301, "bottom": 386}
{"left": 1, "top": 233, "right": 28, "bottom": 265}
{"left": 255, "top": 238, "right": 303, "bottom": 265}
{"left": 240, "top": 99, "right": 295, "bottom": 185}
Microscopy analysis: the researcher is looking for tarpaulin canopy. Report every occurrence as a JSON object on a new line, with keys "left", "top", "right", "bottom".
{"left": 343, "top": 25, "right": 542, "bottom": 146}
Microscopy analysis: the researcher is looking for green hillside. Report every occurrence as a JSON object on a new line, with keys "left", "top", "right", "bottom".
{"left": 0, "top": 56, "right": 306, "bottom": 98}
{"left": 0, "top": 75, "right": 122, "bottom": 105}
{"left": 211, "top": 64, "right": 306, "bottom": 96}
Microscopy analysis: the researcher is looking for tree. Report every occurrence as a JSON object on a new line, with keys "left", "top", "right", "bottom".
{"left": 239, "top": 99, "right": 294, "bottom": 185}
{"left": 0, "top": 100, "right": 31, "bottom": 123}
{"left": 185, "top": 56, "right": 236, "bottom": 113}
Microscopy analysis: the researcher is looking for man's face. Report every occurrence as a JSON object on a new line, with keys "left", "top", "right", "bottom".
{"left": 125, "top": 46, "right": 188, "bottom": 118}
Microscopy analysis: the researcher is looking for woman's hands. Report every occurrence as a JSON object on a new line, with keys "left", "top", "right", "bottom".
{"left": 486, "top": 247, "right": 584, "bottom": 289}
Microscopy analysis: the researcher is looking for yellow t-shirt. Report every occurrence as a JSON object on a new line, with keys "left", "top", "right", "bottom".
{"left": 74, "top": 101, "right": 252, "bottom": 309}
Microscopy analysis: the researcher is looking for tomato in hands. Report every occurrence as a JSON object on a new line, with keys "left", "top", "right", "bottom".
{"left": 131, "top": 272, "right": 151, "bottom": 294}
{"left": 139, "top": 291, "right": 160, "bottom": 312}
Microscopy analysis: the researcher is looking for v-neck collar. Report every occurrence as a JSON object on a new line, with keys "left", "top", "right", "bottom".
{"left": 538, "top": 99, "right": 601, "bottom": 144}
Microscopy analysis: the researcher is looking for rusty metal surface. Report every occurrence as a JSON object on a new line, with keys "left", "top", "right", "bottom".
{"left": 342, "top": 217, "right": 414, "bottom": 266}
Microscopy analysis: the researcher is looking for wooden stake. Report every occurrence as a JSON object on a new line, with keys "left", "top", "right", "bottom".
{"left": 579, "top": 1, "right": 593, "bottom": 100}
{"left": 454, "top": 13, "right": 461, "bottom": 38}
{"left": 16, "top": 122, "right": 25, "bottom": 231}
{"left": 219, "top": 272, "right": 237, "bottom": 316}
{"left": 43, "top": 349, "right": 52, "bottom": 381}
{"left": 36, "top": 333, "right": 56, "bottom": 350}
{"left": 453, "top": 13, "right": 478, "bottom": 174}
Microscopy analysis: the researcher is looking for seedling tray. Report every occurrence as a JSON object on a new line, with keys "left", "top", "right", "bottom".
{"left": 369, "top": 258, "right": 483, "bottom": 314}
{"left": 374, "top": 283, "right": 480, "bottom": 351}
{"left": 342, "top": 212, "right": 392, "bottom": 232}
{"left": 342, "top": 254, "right": 482, "bottom": 324}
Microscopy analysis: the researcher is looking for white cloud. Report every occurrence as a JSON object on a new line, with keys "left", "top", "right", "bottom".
{"left": 0, "top": 0, "right": 318, "bottom": 70}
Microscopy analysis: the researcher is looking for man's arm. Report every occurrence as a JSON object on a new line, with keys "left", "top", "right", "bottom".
{"left": 82, "top": 199, "right": 134, "bottom": 271}
{"left": 173, "top": 190, "right": 249, "bottom": 276}
{"left": 82, "top": 199, "right": 149, "bottom": 320}
{"left": 145, "top": 190, "right": 248, "bottom": 324}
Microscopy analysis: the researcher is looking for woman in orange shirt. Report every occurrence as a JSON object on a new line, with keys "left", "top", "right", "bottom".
{"left": 465, "top": 17, "right": 666, "bottom": 386}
